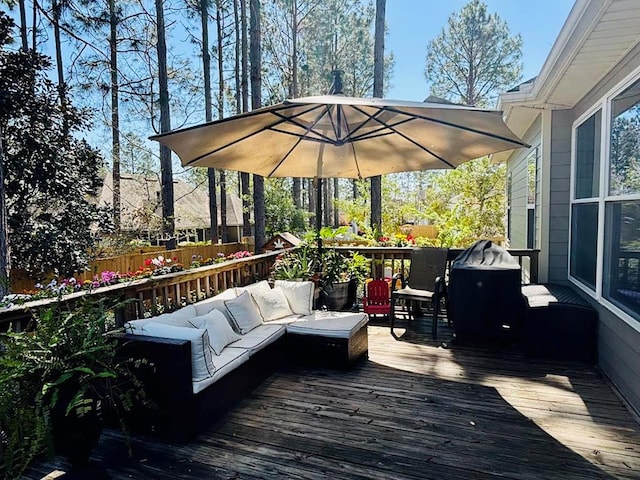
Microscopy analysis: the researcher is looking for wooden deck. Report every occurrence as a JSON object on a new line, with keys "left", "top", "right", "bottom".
{"left": 25, "top": 317, "right": 640, "bottom": 480}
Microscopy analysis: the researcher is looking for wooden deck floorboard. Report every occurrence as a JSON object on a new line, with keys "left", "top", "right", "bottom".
{"left": 24, "top": 317, "right": 640, "bottom": 480}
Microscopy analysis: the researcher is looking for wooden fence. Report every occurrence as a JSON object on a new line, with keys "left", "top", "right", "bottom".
{"left": 10, "top": 242, "right": 249, "bottom": 293}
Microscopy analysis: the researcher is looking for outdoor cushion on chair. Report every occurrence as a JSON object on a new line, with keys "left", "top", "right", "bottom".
{"left": 390, "top": 247, "right": 449, "bottom": 339}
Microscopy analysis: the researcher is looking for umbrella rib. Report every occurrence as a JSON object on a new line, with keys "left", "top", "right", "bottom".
{"left": 266, "top": 103, "right": 337, "bottom": 177}
{"left": 383, "top": 106, "right": 530, "bottom": 147}
{"left": 269, "top": 107, "right": 337, "bottom": 144}
{"left": 183, "top": 104, "right": 327, "bottom": 167}
{"left": 337, "top": 104, "right": 456, "bottom": 167}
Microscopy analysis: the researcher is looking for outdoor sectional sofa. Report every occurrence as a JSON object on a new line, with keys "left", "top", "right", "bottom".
{"left": 119, "top": 280, "right": 369, "bottom": 441}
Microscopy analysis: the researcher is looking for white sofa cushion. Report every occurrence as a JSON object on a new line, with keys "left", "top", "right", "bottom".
{"left": 189, "top": 309, "right": 241, "bottom": 355}
{"left": 192, "top": 347, "right": 250, "bottom": 394}
{"left": 193, "top": 288, "right": 237, "bottom": 316}
{"left": 141, "top": 323, "right": 216, "bottom": 382}
{"left": 275, "top": 280, "right": 314, "bottom": 315}
{"left": 250, "top": 286, "right": 294, "bottom": 321}
{"left": 227, "top": 324, "right": 286, "bottom": 355}
{"left": 287, "top": 311, "right": 368, "bottom": 339}
{"left": 224, "top": 290, "right": 264, "bottom": 334}
{"left": 124, "top": 304, "right": 197, "bottom": 334}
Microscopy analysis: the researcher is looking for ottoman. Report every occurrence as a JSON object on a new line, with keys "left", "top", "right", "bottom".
{"left": 286, "top": 311, "right": 369, "bottom": 368}
{"left": 521, "top": 284, "right": 598, "bottom": 362}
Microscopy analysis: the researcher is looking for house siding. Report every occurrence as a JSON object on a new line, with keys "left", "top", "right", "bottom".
{"left": 598, "top": 306, "right": 640, "bottom": 415}
{"left": 547, "top": 110, "right": 573, "bottom": 285}
{"left": 507, "top": 126, "right": 541, "bottom": 250}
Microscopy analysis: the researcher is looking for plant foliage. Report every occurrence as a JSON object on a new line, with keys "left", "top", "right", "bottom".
{"left": 0, "top": 295, "right": 144, "bottom": 477}
{"left": 0, "top": 13, "right": 108, "bottom": 279}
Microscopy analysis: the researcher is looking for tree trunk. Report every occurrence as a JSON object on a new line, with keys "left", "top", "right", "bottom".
{"left": 208, "top": 169, "right": 218, "bottom": 242}
{"left": 250, "top": 0, "right": 265, "bottom": 253}
{"left": 308, "top": 178, "right": 315, "bottom": 228}
{"left": 240, "top": 0, "right": 251, "bottom": 237}
{"left": 333, "top": 177, "right": 339, "bottom": 227}
{"left": 220, "top": 171, "right": 228, "bottom": 242}
{"left": 323, "top": 178, "right": 329, "bottom": 227}
{"left": 370, "top": 0, "right": 385, "bottom": 235}
{"left": 31, "top": 0, "right": 37, "bottom": 51}
{"left": 201, "top": 0, "right": 219, "bottom": 243}
{"left": 109, "top": 0, "right": 121, "bottom": 232}
{"left": 290, "top": 1, "right": 301, "bottom": 208}
{"left": 155, "top": 0, "right": 176, "bottom": 249}
{"left": 216, "top": 0, "right": 228, "bottom": 242}
{"left": 52, "top": 0, "right": 65, "bottom": 104}
{"left": 0, "top": 132, "right": 10, "bottom": 298}
{"left": 18, "top": 0, "right": 28, "bottom": 50}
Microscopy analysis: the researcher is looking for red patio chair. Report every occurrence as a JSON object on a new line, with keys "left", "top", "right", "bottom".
{"left": 362, "top": 279, "right": 391, "bottom": 320}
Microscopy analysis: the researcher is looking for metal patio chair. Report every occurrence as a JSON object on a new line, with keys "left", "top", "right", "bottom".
{"left": 390, "top": 247, "right": 449, "bottom": 339}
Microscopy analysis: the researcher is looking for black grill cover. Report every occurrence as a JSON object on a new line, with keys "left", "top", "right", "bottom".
{"left": 448, "top": 240, "right": 526, "bottom": 343}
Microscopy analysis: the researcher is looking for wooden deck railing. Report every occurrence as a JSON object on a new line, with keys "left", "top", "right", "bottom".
{"left": 0, "top": 246, "right": 540, "bottom": 332}
{"left": 334, "top": 246, "right": 539, "bottom": 284}
{"left": 0, "top": 250, "right": 280, "bottom": 333}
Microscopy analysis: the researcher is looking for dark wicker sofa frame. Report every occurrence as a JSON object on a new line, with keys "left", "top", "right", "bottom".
{"left": 119, "top": 322, "right": 368, "bottom": 442}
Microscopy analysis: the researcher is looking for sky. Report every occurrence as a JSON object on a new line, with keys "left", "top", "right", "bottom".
{"left": 384, "top": 0, "right": 576, "bottom": 102}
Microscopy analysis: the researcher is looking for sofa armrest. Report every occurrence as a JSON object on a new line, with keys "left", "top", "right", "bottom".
{"left": 115, "top": 333, "right": 195, "bottom": 439}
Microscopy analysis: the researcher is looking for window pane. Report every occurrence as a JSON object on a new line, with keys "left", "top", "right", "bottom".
{"left": 575, "top": 111, "right": 601, "bottom": 199}
{"left": 604, "top": 201, "right": 640, "bottom": 320}
{"left": 570, "top": 203, "right": 598, "bottom": 289}
{"left": 610, "top": 79, "right": 640, "bottom": 196}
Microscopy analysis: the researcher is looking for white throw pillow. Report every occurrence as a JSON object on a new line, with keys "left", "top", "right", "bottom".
{"left": 224, "top": 290, "right": 264, "bottom": 334}
{"left": 235, "top": 280, "right": 271, "bottom": 296}
{"left": 275, "top": 280, "right": 315, "bottom": 315}
{"left": 189, "top": 309, "right": 241, "bottom": 355}
{"left": 194, "top": 289, "right": 237, "bottom": 316}
{"left": 124, "top": 304, "right": 197, "bottom": 333}
{"left": 141, "top": 323, "right": 215, "bottom": 382}
{"left": 250, "top": 286, "right": 294, "bottom": 321}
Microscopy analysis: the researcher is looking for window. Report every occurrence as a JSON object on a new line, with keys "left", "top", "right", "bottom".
{"left": 604, "top": 201, "right": 640, "bottom": 317}
{"left": 570, "top": 203, "right": 598, "bottom": 289}
{"left": 570, "top": 74, "right": 640, "bottom": 323}
{"left": 609, "top": 79, "right": 640, "bottom": 196}
{"left": 575, "top": 111, "right": 601, "bottom": 199}
{"left": 570, "top": 111, "right": 601, "bottom": 292}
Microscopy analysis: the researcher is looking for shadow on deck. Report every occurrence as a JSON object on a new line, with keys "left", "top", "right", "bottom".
{"left": 25, "top": 314, "right": 640, "bottom": 480}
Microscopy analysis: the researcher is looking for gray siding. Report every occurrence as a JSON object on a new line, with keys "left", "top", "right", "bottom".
{"left": 508, "top": 150, "right": 529, "bottom": 249}
{"left": 598, "top": 306, "right": 640, "bottom": 416}
{"left": 547, "top": 110, "right": 572, "bottom": 285}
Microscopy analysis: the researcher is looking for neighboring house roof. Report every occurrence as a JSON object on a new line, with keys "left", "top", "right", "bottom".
{"left": 99, "top": 173, "right": 246, "bottom": 230}
{"left": 497, "top": 0, "right": 640, "bottom": 147}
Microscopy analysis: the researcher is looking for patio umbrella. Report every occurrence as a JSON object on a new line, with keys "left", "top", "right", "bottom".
{"left": 151, "top": 96, "right": 528, "bottom": 179}
{"left": 150, "top": 76, "right": 528, "bottom": 240}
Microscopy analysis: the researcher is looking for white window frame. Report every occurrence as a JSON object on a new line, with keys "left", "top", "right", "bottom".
{"left": 568, "top": 63, "right": 640, "bottom": 332}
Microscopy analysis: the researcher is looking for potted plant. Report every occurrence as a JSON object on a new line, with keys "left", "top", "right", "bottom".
{"left": 0, "top": 295, "right": 144, "bottom": 476}
{"left": 271, "top": 241, "right": 370, "bottom": 310}
{"left": 318, "top": 248, "right": 369, "bottom": 310}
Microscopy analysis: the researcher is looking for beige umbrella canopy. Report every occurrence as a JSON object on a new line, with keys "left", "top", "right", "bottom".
{"left": 150, "top": 94, "right": 529, "bottom": 180}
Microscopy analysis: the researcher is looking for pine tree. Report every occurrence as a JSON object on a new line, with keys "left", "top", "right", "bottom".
{"left": 425, "top": 0, "right": 522, "bottom": 107}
